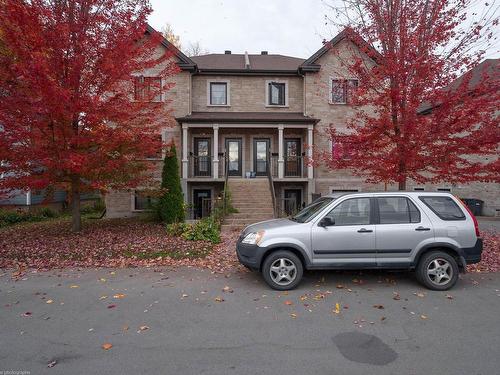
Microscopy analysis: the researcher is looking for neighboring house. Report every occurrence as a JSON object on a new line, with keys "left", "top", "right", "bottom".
{"left": 105, "top": 26, "right": 499, "bottom": 220}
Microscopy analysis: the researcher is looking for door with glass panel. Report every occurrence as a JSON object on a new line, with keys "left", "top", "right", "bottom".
{"left": 193, "top": 138, "right": 211, "bottom": 177}
{"left": 225, "top": 138, "right": 242, "bottom": 177}
{"left": 285, "top": 139, "right": 301, "bottom": 177}
{"left": 254, "top": 139, "right": 270, "bottom": 176}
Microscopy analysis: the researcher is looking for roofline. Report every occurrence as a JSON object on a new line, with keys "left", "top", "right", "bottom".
{"left": 196, "top": 68, "right": 301, "bottom": 76}
{"left": 145, "top": 24, "right": 197, "bottom": 72}
{"left": 300, "top": 28, "right": 382, "bottom": 71}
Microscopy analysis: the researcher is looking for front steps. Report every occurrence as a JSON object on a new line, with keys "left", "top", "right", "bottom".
{"left": 222, "top": 178, "right": 274, "bottom": 232}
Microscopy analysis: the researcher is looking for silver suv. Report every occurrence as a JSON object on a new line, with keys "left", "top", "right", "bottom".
{"left": 236, "top": 192, "right": 482, "bottom": 291}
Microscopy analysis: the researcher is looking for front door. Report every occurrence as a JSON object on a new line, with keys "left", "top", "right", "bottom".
{"left": 284, "top": 189, "right": 302, "bottom": 215}
{"left": 193, "top": 189, "right": 211, "bottom": 219}
{"left": 285, "top": 139, "right": 301, "bottom": 177}
{"left": 254, "top": 139, "right": 270, "bottom": 176}
{"left": 226, "top": 138, "right": 242, "bottom": 177}
{"left": 311, "top": 197, "right": 376, "bottom": 266}
{"left": 194, "top": 138, "right": 211, "bottom": 177}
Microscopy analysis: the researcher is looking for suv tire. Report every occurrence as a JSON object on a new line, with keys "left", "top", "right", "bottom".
{"left": 262, "top": 250, "right": 303, "bottom": 291}
{"left": 416, "top": 250, "right": 459, "bottom": 291}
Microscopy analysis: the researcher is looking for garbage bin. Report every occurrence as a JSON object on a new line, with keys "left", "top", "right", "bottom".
{"left": 461, "top": 198, "right": 484, "bottom": 216}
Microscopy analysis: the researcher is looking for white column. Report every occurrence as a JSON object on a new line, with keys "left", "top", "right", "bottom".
{"left": 212, "top": 124, "right": 219, "bottom": 179}
{"left": 307, "top": 125, "right": 314, "bottom": 179}
{"left": 181, "top": 124, "right": 188, "bottom": 179}
{"left": 278, "top": 124, "right": 284, "bottom": 179}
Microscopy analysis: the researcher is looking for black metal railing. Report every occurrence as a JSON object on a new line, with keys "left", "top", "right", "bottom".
{"left": 189, "top": 155, "right": 211, "bottom": 177}
{"left": 266, "top": 151, "right": 277, "bottom": 218}
{"left": 270, "top": 155, "right": 305, "bottom": 178}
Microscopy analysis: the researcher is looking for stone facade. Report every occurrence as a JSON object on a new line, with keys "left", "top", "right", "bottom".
{"left": 105, "top": 31, "right": 499, "bottom": 218}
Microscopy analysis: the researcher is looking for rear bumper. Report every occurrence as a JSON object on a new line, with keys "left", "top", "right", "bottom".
{"left": 462, "top": 238, "right": 483, "bottom": 264}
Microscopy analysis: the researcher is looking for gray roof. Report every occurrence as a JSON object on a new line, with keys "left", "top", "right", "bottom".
{"left": 176, "top": 111, "right": 319, "bottom": 124}
{"left": 190, "top": 54, "right": 305, "bottom": 73}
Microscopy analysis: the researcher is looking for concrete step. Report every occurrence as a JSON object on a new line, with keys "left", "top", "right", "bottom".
{"left": 221, "top": 224, "right": 245, "bottom": 232}
{"left": 226, "top": 212, "right": 273, "bottom": 219}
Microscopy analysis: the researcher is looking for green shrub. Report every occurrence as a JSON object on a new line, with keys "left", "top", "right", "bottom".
{"left": 166, "top": 221, "right": 190, "bottom": 236}
{"left": 0, "top": 208, "right": 58, "bottom": 227}
{"left": 38, "top": 207, "right": 57, "bottom": 218}
{"left": 181, "top": 217, "right": 220, "bottom": 244}
{"left": 158, "top": 144, "right": 185, "bottom": 223}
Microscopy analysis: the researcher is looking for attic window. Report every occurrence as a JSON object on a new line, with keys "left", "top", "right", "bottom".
{"left": 330, "top": 78, "right": 358, "bottom": 104}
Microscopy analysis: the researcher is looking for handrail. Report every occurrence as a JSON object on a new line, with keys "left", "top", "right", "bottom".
{"left": 266, "top": 151, "right": 277, "bottom": 218}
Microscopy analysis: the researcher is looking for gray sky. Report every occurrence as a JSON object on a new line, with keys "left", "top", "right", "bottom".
{"left": 148, "top": 0, "right": 499, "bottom": 58}
{"left": 148, "top": 0, "right": 337, "bottom": 58}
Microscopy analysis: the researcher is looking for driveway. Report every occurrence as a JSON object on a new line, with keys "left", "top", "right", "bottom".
{"left": 478, "top": 217, "right": 500, "bottom": 232}
{"left": 1, "top": 267, "right": 499, "bottom": 375}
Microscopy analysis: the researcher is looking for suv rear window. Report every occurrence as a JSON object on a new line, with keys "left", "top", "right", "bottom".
{"left": 419, "top": 196, "right": 465, "bottom": 220}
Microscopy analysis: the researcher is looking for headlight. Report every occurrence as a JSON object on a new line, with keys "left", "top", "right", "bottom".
{"left": 242, "top": 231, "right": 265, "bottom": 245}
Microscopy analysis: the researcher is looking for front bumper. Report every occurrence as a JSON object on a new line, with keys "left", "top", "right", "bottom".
{"left": 236, "top": 241, "right": 267, "bottom": 270}
{"left": 462, "top": 238, "right": 483, "bottom": 264}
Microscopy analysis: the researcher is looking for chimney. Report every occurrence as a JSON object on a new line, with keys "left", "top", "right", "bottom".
{"left": 244, "top": 51, "right": 250, "bottom": 69}
{"left": 224, "top": 50, "right": 231, "bottom": 54}
{"left": 261, "top": 51, "right": 268, "bottom": 55}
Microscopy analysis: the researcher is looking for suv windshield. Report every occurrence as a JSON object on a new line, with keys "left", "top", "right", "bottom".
{"left": 291, "top": 197, "right": 335, "bottom": 223}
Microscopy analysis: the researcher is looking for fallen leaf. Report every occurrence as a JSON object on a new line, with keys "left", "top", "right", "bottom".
{"left": 122, "top": 325, "right": 129, "bottom": 331}
{"left": 290, "top": 313, "right": 297, "bottom": 319}
{"left": 22, "top": 312, "right": 32, "bottom": 317}
{"left": 373, "top": 304, "right": 385, "bottom": 309}
{"left": 70, "top": 285, "right": 79, "bottom": 289}
{"left": 113, "top": 293, "right": 126, "bottom": 299}
{"left": 381, "top": 316, "right": 387, "bottom": 321}
{"left": 101, "top": 343, "right": 113, "bottom": 350}
{"left": 99, "top": 295, "right": 108, "bottom": 300}
{"left": 222, "top": 286, "right": 233, "bottom": 293}
{"left": 299, "top": 295, "right": 308, "bottom": 301}
{"left": 214, "top": 296, "right": 225, "bottom": 302}
{"left": 47, "top": 360, "right": 57, "bottom": 368}
{"left": 420, "top": 314, "right": 428, "bottom": 320}
{"left": 333, "top": 303, "right": 341, "bottom": 314}
{"left": 393, "top": 292, "right": 401, "bottom": 300}
{"left": 446, "top": 294, "right": 454, "bottom": 300}
{"left": 99, "top": 278, "right": 106, "bottom": 282}
{"left": 415, "top": 292, "right": 425, "bottom": 298}
{"left": 181, "top": 293, "right": 188, "bottom": 298}
{"left": 284, "top": 300, "right": 293, "bottom": 306}
{"left": 107, "top": 304, "right": 116, "bottom": 309}
{"left": 46, "top": 299, "right": 53, "bottom": 304}
{"left": 336, "top": 284, "right": 344, "bottom": 289}
{"left": 138, "top": 325, "right": 149, "bottom": 331}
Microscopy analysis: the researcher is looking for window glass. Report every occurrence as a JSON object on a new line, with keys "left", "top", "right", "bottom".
{"left": 269, "top": 82, "right": 285, "bottom": 105}
{"left": 134, "top": 77, "right": 161, "bottom": 101}
{"left": 210, "top": 82, "right": 227, "bottom": 105}
{"left": 134, "top": 192, "right": 157, "bottom": 211}
{"left": 325, "top": 198, "right": 371, "bottom": 225}
{"left": 377, "top": 197, "right": 420, "bottom": 224}
{"left": 419, "top": 196, "right": 465, "bottom": 220}
{"left": 291, "top": 197, "right": 334, "bottom": 223}
{"left": 331, "top": 79, "right": 358, "bottom": 104}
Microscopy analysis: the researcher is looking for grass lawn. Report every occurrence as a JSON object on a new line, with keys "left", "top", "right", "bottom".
{"left": 0, "top": 216, "right": 240, "bottom": 272}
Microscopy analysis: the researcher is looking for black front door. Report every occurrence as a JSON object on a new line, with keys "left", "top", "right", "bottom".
{"left": 225, "top": 138, "right": 242, "bottom": 177}
{"left": 193, "top": 189, "right": 211, "bottom": 219}
{"left": 194, "top": 138, "right": 211, "bottom": 177}
{"left": 284, "top": 189, "right": 302, "bottom": 215}
{"left": 254, "top": 139, "right": 270, "bottom": 176}
{"left": 285, "top": 139, "right": 301, "bottom": 177}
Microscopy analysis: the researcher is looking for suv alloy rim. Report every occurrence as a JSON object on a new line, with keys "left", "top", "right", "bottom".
{"left": 426, "top": 258, "right": 453, "bottom": 286}
{"left": 270, "top": 258, "right": 297, "bottom": 286}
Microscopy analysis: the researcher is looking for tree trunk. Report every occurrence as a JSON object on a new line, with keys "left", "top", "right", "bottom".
{"left": 70, "top": 175, "right": 81, "bottom": 232}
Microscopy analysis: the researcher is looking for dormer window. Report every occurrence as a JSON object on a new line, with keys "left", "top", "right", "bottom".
{"left": 209, "top": 82, "right": 228, "bottom": 105}
{"left": 330, "top": 78, "right": 358, "bottom": 104}
{"left": 266, "top": 80, "right": 288, "bottom": 107}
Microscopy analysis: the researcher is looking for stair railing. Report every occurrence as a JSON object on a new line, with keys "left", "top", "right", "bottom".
{"left": 222, "top": 152, "right": 229, "bottom": 214}
{"left": 266, "top": 151, "right": 277, "bottom": 218}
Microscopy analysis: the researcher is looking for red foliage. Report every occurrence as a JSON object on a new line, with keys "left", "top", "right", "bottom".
{"left": 319, "top": 0, "right": 500, "bottom": 189}
{"left": 0, "top": 0, "right": 180, "bottom": 229}
{"left": 0, "top": 219, "right": 241, "bottom": 273}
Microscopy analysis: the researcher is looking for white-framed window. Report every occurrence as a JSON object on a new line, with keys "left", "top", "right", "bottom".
{"left": 329, "top": 78, "right": 358, "bottom": 104}
{"left": 207, "top": 80, "right": 230, "bottom": 106}
{"left": 133, "top": 76, "right": 162, "bottom": 102}
{"left": 132, "top": 190, "right": 157, "bottom": 211}
{"left": 265, "top": 80, "right": 288, "bottom": 106}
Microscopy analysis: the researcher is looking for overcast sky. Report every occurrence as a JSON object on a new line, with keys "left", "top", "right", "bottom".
{"left": 148, "top": 0, "right": 499, "bottom": 59}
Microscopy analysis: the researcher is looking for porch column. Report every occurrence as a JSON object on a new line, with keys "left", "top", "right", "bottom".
{"left": 181, "top": 124, "right": 189, "bottom": 179}
{"left": 278, "top": 124, "right": 284, "bottom": 179}
{"left": 307, "top": 125, "right": 314, "bottom": 179}
{"left": 212, "top": 124, "right": 219, "bottom": 178}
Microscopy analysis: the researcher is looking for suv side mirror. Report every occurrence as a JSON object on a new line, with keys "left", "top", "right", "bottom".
{"left": 319, "top": 217, "right": 335, "bottom": 227}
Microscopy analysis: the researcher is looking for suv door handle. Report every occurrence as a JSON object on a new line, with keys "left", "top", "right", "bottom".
{"left": 415, "top": 226, "right": 431, "bottom": 231}
{"left": 357, "top": 228, "right": 373, "bottom": 233}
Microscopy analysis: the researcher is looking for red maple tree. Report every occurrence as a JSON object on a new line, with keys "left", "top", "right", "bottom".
{"left": 0, "top": 0, "right": 180, "bottom": 231}
{"left": 320, "top": 0, "right": 500, "bottom": 190}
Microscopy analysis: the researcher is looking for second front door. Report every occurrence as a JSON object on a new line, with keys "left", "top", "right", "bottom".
{"left": 226, "top": 138, "right": 242, "bottom": 177}
{"left": 254, "top": 139, "right": 270, "bottom": 176}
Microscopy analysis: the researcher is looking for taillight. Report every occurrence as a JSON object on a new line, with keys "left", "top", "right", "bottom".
{"left": 459, "top": 199, "right": 480, "bottom": 237}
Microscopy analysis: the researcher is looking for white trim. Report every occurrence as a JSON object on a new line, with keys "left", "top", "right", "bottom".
{"left": 185, "top": 123, "right": 311, "bottom": 129}
{"left": 265, "top": 79, "right": 289, "bottom": 107}
{"left": 207, "top": 79, "right": 231, "bottom": 106}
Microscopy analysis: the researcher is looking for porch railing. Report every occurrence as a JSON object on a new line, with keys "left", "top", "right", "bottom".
{"left": 270, "top": 155, "right": 306, "bottom": 178}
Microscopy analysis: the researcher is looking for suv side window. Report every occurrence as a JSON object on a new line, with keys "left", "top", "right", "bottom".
{"left": 377, "top": 197, "right": 421, "bottom": 224}
{"left": 325, "top": 198, "right": 371, "bottom": 225}
{"left": 419, "top": 196, "right": 465, "bottom": 220}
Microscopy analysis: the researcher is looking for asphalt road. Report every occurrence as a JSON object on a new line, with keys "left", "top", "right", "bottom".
{"left": 1, "top": 267, "right": 499, "bottom": 375}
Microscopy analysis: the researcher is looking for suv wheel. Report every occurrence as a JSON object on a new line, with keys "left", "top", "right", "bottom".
{"left": 262, "top": 250, "right": 303, "bottom": 291}
{"left": 416, "top": 251, "right": 459, "bottom": 291}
